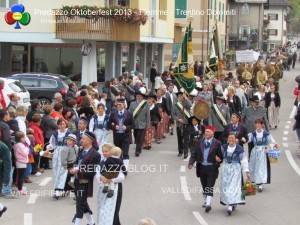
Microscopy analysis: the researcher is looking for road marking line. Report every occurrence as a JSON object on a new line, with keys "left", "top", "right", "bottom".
{"left": 283, "top": 137, "right": 288, "bottom": 141}
{"left": 192, "top": 211, "right": 209, "bottom": 225}
{"left": 290, "top": 106, "right": 297, "bottom": 119}
{"left": 39, "top": 177, "right": 52, "bottom": 186}
{"left": 180, "top": 165, "right": 186, "bottom": 173}
{"left": 283, "top": 143, "right": 289, "bottom": 148}
{"left": 24, "top": 213, "right": 32, "bottom": 225}
{"left": 285, "top": 125, "right": 290, "bottom": 129}
{"left": 285, "top": 150, "right": 300, "bottom": 177}
{"left": 284, "top": 131, "right": 288, "bottom": 135}
{"left": 27, "top": 193, "right": 39, "bottom": 204}
{"left": 287, "top": 121, "right": 292, "bottom": 124}
{"left": 180, "top": 176, "right": 191, "bottom": 201}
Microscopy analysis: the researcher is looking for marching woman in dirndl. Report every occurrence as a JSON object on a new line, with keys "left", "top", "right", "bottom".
{"left": 248, "top": 118, "right": 279, "bottom": 192}
{"left": 96, "top": 144, "right": 124, "bottom": 225}
{"left": 46, "top": 119, "right": 71, "bottom": 199}
{"left": 220, "top": 132, "right": 250, "bottom": 215}
{"left": 89, "top": 103, "right": 110, "bottom": 156}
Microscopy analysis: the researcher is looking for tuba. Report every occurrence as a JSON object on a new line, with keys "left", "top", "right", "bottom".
{"left": 193, "top": 99, "right": 210, "bottom": 120}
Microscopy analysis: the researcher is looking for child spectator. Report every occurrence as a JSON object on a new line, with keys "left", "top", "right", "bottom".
{"left": 13, "top": 131, "right": 29, "bottom": 195}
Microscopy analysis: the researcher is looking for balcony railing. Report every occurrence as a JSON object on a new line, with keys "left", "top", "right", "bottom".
{"left": 55, "top": 15, "right": 140, "bottom": 42}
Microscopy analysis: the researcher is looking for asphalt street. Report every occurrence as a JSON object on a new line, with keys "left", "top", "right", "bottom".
{"left": 2, "top": 66, "right": 300, "bottom": 225}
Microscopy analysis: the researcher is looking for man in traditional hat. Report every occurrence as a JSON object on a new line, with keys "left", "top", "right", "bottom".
{"left": 188, "top": 125, "right": 223, "bottom": 213}
{"left": 208, "top": 94, "right": 231, "bottom": 141}
{"left": 172, "top": 91, "right": 192, "bottom": 159}
{"left": 109, "top": 98, "right": 134, "bottom": 172}
{"left": 167, "top": 83, "right": 178, "bottom": 135}
{"left": 129, "top": 92, "right": 150, "bottom": 157}
{"left": 222, "top": 112, "right": 248, "bottom": 146}
{"left": 242, "top": 95, "right": 270, "bottom": 157}
{"left": 70, "top": 131, "right": 101, "bottom": 225}
{"left": 74, "top": 117, "right": 89, "bottom": 146}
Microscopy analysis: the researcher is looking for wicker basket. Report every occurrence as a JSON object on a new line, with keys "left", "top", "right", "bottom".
{"left": 269, "top": 157, "right": 278, "bottom": 163}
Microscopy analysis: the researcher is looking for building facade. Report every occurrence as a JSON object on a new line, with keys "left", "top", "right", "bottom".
{"left": 0, "top": 0, "right": 175, "bottom": 85}
{"left": 263, "top": 0, "right": 290, "bottom": 51}
{"left": 228, "top": 0, "right": 267, "bottom": 50}
{"left": 164, "top": 0, "right": 228, "bottom": 69}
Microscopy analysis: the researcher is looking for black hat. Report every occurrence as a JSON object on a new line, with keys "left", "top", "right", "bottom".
{"left": 79, "top": 117, "right": 89, "bottom": 125}
{"left": 189, "top": 115, "right": 200, "bottom": 125}
{"left": 232, "top": 112, "right": 241, "bottom": 118}
{"left": 175, "top": 91, "right": 184, "bottom": 96}
{"left": 250, "top": 95, "right": 260, "bottom": 102}
{"left": 80, "top": 85, "right": 87, "bottom": 90}
{"left": 84, "top": 131, "right": 96, "bottom": 142}
{"left": 216, "top": 93, "right": 226, "bottom": 101}
{"left": 135, "top": 91, "right": 145, "bottom": 97}
{"left": 117, "top": 98, "right": 125, "bottom": 103}
{"left": 146, "top": 92, "right": 157, "bottom": 100}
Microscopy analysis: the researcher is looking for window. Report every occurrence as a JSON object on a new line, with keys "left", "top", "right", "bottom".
{"left": 241, "top": 3, "right": 250, "bottom": 16}
{"left": 20, "top": 78, "right": 39, "bottom": 87}
{"left": 9, "top": 81, "right": 26, "bottom": 92}
{"left": 210, "top": 0, "right": 213, "bottom": 19}
{"left": 40, "top": 79, "right": 57, "bottom": 88}
{"left": 268, "top": 14, "right": 278, "bottom": 20}
{"left": 219, "top": 2, "right": 221, "bottom": 22}
{"left": 159, "top": 0, "right": 167, "bottom": 20}
{"left": 239, "top": 26, "right": 250, "bottom": 39}
{"left": 268, "top": 29, "right": 278, "bottom": 36}
{"left": 222, "top": 3, "right": 224, "bottom": 22}
{"left": 0, "top": 0, "right": 18, "bottom": 8}
{"left": 175, "top": 0, "right": 186, "bottom": 18}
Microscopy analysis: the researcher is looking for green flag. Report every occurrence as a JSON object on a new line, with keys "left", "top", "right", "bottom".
{"left": 173, "top": 20, "right": 195, "bottom": 94}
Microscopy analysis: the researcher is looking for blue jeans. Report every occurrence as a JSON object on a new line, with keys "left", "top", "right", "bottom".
{"left": 2, "top": 184, "right": 12, "bottom": 196}
{"left": 25, "top": 163, "right": 32, "bottom": 178}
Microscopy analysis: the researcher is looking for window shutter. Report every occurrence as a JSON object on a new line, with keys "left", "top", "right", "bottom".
{"left": 275, "top": 30, "right": 278, "bottom": 36}
{"left": 268, "top": 14, "right": 270, "bottom": 20}
{"left": 276, "top": 14, "right": 278, "bottom": 20}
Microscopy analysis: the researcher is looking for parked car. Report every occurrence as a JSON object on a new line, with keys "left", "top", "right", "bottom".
{"left": 0, "top": 78, "right": 31, "bottom": 109}
{"left": 8, "top": 73, "right": 72, "bottom": 107}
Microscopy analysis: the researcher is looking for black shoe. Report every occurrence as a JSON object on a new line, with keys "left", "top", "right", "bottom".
{"left": 184, "top": 154, "right": 188, "bottom": 159}
{"left": 227, "top": 209, "right": 232, "bottom": 216}
{"left": 202, "top": 203, "right": 206, "bottom": 208}
{"left": 123, "top": 170, "right": 128, "bottom": 176}
{"left": 205, "top": 205, "right": 211, "bottom": 213}
{"left": 170, "top": 128, "right": 173, "bottom": 135}
{"left": 232, "top": 205, "right": 237, "bottom": 211}
{"left": 258, "top": 187, "right": 263, "bottom": 192}
{"left": 107, "top": 190, "right": 114, "bottom": 198}
{"left": 135, "top": 152, "right": 140, "bottom": 157}
{"left": 102, "top": 186, "right": 109, "bottom": 193}
{"left": 177, "top": 153, "right": 183, "bottom": 157}
{"left": 0, "top": 206, "right": 7, "bottom": 218}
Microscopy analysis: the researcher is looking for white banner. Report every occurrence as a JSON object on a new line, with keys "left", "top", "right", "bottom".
{"left": 236, "top": 50, "right": 259, "bottom": 63}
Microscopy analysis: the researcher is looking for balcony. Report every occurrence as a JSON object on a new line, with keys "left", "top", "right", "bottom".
{"left": 55, "top": 15, "right": 140, "bottom": 42}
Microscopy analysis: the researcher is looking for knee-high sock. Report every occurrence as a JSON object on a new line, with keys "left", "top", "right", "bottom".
{"left": 228, "top": 206, "right": 232, "bottom": 211}
{"left": 123, "top": 159, "right": 129, "bottom": 171}
{"left": 0, "top": 204, "right": 4, "bottom": 211}
{"left": 84, "top": 213, "right": 94, "bottom": 225}
{"left": 206, "top": 196, "right": 212, "bottom": 206}
{"left": 74, "top": 218, "right": 82, "bottom": 225}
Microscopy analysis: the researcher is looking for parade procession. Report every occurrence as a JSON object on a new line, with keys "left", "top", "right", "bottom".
{"left": 1, "top": 0, "right": 300, "bottom": 225}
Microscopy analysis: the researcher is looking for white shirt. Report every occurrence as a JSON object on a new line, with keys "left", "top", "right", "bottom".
{"left": 89, "top": 114, "right": 105, "bottom": 132}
